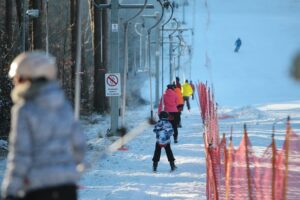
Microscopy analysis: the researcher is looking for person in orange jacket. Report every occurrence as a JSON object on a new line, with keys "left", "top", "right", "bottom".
{"left": 173, "top": 83, "right": 184, "bottom": 128}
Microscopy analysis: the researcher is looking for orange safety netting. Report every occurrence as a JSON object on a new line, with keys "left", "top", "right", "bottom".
{"left": 197, "top": 82, "right": 300, "bottom": 200}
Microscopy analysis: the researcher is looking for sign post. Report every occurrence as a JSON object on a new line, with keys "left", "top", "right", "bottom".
{"left": 105, "top": 73, "right": 121, "bottom": 96}
{"left": 94, "top": 1, "right": 153, "bottom": 135}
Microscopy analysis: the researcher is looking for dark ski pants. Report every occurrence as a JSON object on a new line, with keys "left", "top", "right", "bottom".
{"left": 152, "top": 142, "right": 175, "bottom": 163}
{"left": 176, "top": 104, "right": 184, "bottom": 127}
{"left": 183, "top": 96, "right": 191, "bottom": 110}
{"left": 168, "top": 112, "right": 179, "bottom": 141}
{"left": 234, "top": 45, "right": 241, "bottom": 52}
{"left": 23, "top": 184, "right": 77, "bottom": 200}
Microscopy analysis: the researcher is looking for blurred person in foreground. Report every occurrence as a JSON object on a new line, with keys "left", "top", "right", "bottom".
{"left": 1, "top": 51, "right": 86, "bottom": 200}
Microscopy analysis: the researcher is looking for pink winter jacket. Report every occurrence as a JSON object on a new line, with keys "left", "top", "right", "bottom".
{"left": 158, "top": 89, "right": 178, "bottom": 113}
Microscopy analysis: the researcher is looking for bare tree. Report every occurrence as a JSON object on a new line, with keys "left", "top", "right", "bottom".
{"left": 0, "top": 0, "right": 14, "bottom": 136}
{"left": 30, "top": 0, "right": 43, "bottom": 50}
{"left": 93, "top": 0, "right": 109, "bottom": 113}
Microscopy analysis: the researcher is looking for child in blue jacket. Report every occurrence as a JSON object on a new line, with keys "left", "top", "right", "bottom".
{"left": 152, "top": 111, "right": 177, "bottom": 172}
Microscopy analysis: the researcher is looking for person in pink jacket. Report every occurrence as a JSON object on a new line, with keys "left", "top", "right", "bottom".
{"left": 158, "top": 84, "right": 179, "bottom": 143}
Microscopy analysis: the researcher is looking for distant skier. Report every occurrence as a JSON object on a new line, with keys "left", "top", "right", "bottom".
{"left": 175, "top": 76, "right": 181, "bottom": 89}
{"left": 189, "top": 80, "right": 195, "bottom": 100}
{"left": 173, "top": 83, "right": 184, "bottom": 128}
{"left": 152, "top": 111, "right": 177, "bottom": 172}
{"left": 182, "top": 80, "right": 193, "bottom": 111}
{"left": 234, "top": 37, "right": 242, "bottom": 52}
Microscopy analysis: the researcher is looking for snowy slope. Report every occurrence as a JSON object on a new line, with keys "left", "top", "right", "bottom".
{"left": 78, "top": 99, "right": 300, "bottom": 200}
{"left": 79, "top": 104, "right": 206, "bottom": 200}
{"left": 189, "top": 0, "right": 300, "bottom": 107}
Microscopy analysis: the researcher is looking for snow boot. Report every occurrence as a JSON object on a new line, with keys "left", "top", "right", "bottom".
{"left": 153, "top": 162, "right": 158, "bottom": 172}
{"left": 170, "top": 161, "right": 177, "bottom": 171}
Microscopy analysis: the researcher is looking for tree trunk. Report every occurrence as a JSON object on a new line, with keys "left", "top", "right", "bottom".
{"left": 0, "top": 0, "right": 13, "bottom": 136}
{"left": 93, "top": 0, "right": 109, "bottom": 113}
{"left": 31, "top": 0, "right": 43, "bottom": 50}
{"left": 70, "top": 0, "right": 77, "bottom": 102}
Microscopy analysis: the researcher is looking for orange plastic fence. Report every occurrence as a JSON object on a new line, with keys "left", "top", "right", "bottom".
{"left": 197, "top": 82, "right": 300, "bottom": 200}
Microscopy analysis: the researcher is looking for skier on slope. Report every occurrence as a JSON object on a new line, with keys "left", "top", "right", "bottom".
{"left": 173, "top": 83, "right": 184, "bottom": 128}
{"left": 1, "top": 51, "right": 86, "bottom": 200}
{"left": 152, "top": 111, "right": 177, "bottom": 172}
{"left": 234, "top": 37, "right": 242, "bottom": 52}
{"left": 158, "top": 84, "right": 180, "bottom": 143}
{"left": 175, "top": 76, "right": 181, "bottom": 89}
{"left": 182, "top": 80, "right": 193, "bottom": 111}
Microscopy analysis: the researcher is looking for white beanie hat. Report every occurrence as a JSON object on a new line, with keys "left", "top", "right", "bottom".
{"left": 9, "top": 51, "right": 57, "bottom": 80}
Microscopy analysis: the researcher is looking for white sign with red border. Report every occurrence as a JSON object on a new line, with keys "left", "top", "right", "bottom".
{"left": 105, "top": 73, "right": 121, "bottom": 96}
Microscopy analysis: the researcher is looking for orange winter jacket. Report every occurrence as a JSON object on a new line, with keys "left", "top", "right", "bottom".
{"left": 174, "top": 87, "right": 184, "bottom": 105}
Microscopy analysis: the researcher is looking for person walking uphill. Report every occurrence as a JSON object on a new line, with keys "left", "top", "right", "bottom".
{"left": 158, "top": 84, "right": 179, "bottom": 143}
{"left": 152, "top": 111, "right": 177, "bottom": 172}
{"left": 182, "top": 80, "right": 193, "bottom": 111}
{"left": 1, "top": 51, "right": 86, "bottom": 200}
{"left": 173, "top": 84, "right": 184, "bottom": 128}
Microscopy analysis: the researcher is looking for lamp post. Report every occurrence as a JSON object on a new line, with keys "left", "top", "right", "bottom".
{"left": 168, "top": 18, "right": 179, "bottom": 84}
{"left": 121, "top": 0, "right": 149, "bottom": 127}
{"left": 74, "top": 0, "right": 82, "bottom": 120}
{"left": 143, "top": 3, "right": 164, "bottom": 121}
{"left": 161, "top": 1, "right": 174, "bottom": 111}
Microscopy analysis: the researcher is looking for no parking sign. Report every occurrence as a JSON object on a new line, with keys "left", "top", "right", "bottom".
{"left": 105, "top": 73, "right": 121, "bottom": 96}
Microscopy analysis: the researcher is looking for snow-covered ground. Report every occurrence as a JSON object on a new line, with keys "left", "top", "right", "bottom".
{"left": 77, "top": 99, "right": 300, "bottom": 200}
{"left": 79, "top": 103, "right": 205, "bottom": 200}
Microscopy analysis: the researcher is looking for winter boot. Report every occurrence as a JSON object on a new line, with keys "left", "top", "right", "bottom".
{"left": 170, "top": 161, "right": 177, "bottom": 171}
{"left": 153, "top": 162, "right": 158, "bottom": 172}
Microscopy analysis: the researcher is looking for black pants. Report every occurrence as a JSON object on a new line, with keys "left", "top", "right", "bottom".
{"left": 177, "top": 105, "right": 183, "bottom": 126}
{"left": 152, "top": 142, "right": 175, "bottom": 163}
{"left": 234, "top": 45, "right": 241, "bottom": 52}
{"left": 168, "top": 112, "right": 179, "bottom": 141}
{"left": 183, "top": 96, "right": 191, "bottom": 110}
{"left": 24, "top": 184, "right": 77, "bottom": 200}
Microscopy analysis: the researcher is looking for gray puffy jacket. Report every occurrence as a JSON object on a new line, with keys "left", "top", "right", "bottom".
{"left": 1, "top": 81, "right": 86, "bottom": 197}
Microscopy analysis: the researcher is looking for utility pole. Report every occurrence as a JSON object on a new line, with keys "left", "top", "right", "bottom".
{"left": 182, "top": 0, "right": 188, "bottom": 24}
{"left": 74, "top": 0, "right": 82, "bottom": 120}
{"left": 161, "top": 1, "right": 173, "bottom": 107}
{"left": 121, "top": 0, "right": 148, "bottom": 127}
{"left": 168, "top": 18, "right": 179, "bottom": 84}
{"left": 155, "top": 13, "right": 161, "bottom": 107}
{"left": 143, "top": 9, "right": 164, "bottom": 120}
{"left": 94, "top": 1, "right": 153, "bottom": 135}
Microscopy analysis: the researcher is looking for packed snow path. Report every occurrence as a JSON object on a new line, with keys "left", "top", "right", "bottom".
{"left": 79, "top": 107, "right": 206, "bottom": 200}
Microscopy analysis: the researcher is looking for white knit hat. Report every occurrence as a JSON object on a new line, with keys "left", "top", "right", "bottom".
{"left": 9, "top": 51, "right": 57, "bottom": 80}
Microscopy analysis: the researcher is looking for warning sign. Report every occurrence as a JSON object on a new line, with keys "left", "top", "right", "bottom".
{"left": 105, "top": 73, "right": 121, "bottom": 96}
